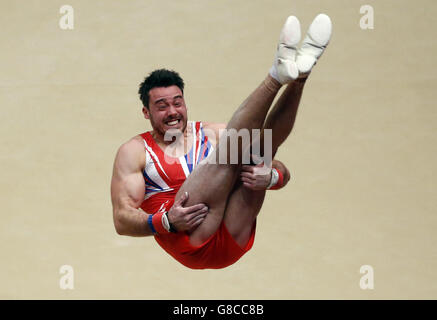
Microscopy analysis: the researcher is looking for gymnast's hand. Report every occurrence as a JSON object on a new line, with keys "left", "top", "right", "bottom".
{"left": 240, "top": 163, "right": 272, "bottom": 191}
{"left": 167, "top": 192, "right": 209, "bottom": 232}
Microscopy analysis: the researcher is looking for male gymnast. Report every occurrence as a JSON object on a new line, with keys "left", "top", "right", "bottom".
{"left": 111, "top": 14, "right": 332, "bottom": 269}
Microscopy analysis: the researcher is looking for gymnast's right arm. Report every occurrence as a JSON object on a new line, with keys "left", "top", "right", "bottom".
{"left": 111, "top": 138, "right": 208, "bottom": 237}
{"left": 111, "top": 138, "right": 154, "bottom": 236}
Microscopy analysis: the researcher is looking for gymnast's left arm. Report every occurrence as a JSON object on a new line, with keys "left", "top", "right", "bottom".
{"left": 269, "top": 159, "right": 291, "bottom": 189}
{"left": 240, "top": 159, "right": 290, "bottom": 191}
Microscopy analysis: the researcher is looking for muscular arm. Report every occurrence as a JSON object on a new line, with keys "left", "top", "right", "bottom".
{"left": 111, "top": 138, "right": 153, "bottom": 236}
{"left": 111, "top": 137, "right": 209, "bottom": 237}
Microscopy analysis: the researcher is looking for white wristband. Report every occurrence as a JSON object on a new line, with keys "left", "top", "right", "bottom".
{"left": 267, "top": 168, "right": 279, "bottom": 189}
{"left": 161, "top": 212, "right": 171, "bottom": 232}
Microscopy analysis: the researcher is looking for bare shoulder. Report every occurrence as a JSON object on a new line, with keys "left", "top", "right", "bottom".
{"left": 200, "top": 122, "right": 224, "bottom": 145}
{"left": 201, "top": 122, "right": 226, "bottom": 144}
{"left": 114, "top": 135, "right": 145, "bottom": 173}
{"left": 202, "top": 122, "right": 226, "bottom": 131}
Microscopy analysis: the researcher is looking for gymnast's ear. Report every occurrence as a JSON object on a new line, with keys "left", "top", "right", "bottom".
{"left": 142, "top": 106, "right": 150, "bottom": 119}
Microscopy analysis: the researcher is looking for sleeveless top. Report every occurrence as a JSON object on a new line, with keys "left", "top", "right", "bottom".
{"left": 138, "top": 121, "right": 256, "bottom": 269}
{"left": 139, "top": 121, "right": 213, "bottom": 214}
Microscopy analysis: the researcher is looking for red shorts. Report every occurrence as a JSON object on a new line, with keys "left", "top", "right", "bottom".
{"left": 154, "top": 221, "right": 257, "bottom": 269}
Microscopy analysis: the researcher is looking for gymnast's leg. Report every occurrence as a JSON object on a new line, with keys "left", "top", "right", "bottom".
{"left": 177, "top": 14, "right": 332, "bottom": 246}
{"left": 223, "top": 14, "right": 333, "bottom": 247}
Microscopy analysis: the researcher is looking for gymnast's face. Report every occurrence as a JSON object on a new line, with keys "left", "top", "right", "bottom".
{"left": 143, "top": 85, "right": 188, "bottom": 138}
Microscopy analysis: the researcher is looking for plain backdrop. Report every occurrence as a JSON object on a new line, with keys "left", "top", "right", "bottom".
{"left": 0, "top": 0, "right": 436, "bottom": 299}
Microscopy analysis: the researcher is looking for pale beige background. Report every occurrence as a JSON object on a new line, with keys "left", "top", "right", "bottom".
{"left": 0, "top": 0, "right": 436, "bottom": 299}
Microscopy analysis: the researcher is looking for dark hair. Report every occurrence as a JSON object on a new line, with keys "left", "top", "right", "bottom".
{"left": 138, "top": 69, "right": 185, "bottom": 108}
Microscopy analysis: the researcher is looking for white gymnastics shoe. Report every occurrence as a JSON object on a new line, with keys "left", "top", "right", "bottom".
{"left": 269, "top": 16, "right": 301, "bottom": 84}
{"left": 296, "top": 13, "right": 332, "bottom": 75}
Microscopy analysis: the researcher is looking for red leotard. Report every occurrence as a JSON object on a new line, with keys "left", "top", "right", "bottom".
{"left": 139, "top": 121, "right": 256, "bottom": 269}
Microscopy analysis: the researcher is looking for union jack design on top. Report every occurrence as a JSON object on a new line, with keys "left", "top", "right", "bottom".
{"left": 139, "top": 121, "right": 213, "bottom": 214}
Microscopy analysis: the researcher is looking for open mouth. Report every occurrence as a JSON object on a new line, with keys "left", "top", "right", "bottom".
{"left": 165, "top": 119, "right": 181, "bottom": 126}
